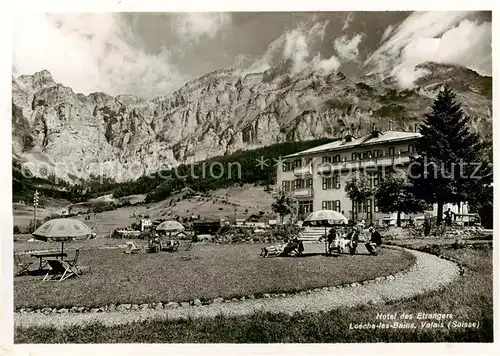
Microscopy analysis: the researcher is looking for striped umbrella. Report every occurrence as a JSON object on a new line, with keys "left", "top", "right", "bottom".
{"left": 304, "top": 210, "right": 348, "bottom": 254}
{"left": 156, "top": 220, "right": 185, "bottom": 239}
{"left": 32, "top": 218, "right": 91, "bottom": 258}
{"left": 304, "top": 210, "right": 348, "bottom": 225}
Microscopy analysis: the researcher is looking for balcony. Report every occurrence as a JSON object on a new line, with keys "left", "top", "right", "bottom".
{"left": 317, "top": 162, "right": 341, "bottom": 173}
{"left": 293, "top": 165, "right": 312, "bottom": 176}
{"left": 293, "top": 188, "right": 314, "bottom": 198}
{"left": 316, "top": 155, "right": 412, "bottom": 174}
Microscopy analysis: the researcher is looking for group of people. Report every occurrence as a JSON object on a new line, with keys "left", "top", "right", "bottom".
{"left": 262, "top": 221, "right": 383, "bottom": 258}
{"left": 326, "top": 221, "right": 383, "bottom": 256}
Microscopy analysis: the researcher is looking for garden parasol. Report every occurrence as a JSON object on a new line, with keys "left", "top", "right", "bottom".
{"left": 32, "top": 218, "right": 91, "bottom": 259}
{"left": 303, "top": 210, "right": 348, "bottom": 253}
{"left": 156, "top": 220, "right": 185, "bottom": 238}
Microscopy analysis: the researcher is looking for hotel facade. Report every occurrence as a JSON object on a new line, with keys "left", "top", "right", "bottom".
{"left": 275, "top": 129, "right": 422, "bottom": 223}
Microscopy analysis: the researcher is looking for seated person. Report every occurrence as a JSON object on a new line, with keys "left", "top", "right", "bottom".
{"left": 365, "top": 227, "right": 383, "bottom": 255}
{"left": 326, "top": 228, "right": 340, "bottom": 254}
{"left": 346, "top": 227, "right": 359, "bottom": 255}
{"left": 149, "top": 233, "right": 162, "bottom": 252}
{"left": 283, "top": 238, "right": 304, "bottom": 256}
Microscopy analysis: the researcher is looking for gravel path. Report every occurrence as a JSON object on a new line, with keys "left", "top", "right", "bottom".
{"left": 15, "top": 247, "right": 459, "bottom": 329}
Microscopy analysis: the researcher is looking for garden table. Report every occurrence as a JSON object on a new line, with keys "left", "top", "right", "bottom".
{"left": 30, "top": 252, "right": 67, "bottom": 270}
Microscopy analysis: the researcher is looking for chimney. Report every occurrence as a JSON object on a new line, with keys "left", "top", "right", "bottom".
{"left": 371, "top": 123, "right": 381, "bottom": 138}
{"left": 371, "top": 123, "right": 376, "bottom": 132}
{"left": 388, "top": 120, "right": 393, "bottom": 131}
{"left": 345, "top": 134, "right": 353, "bottom": 142}
{"left": 414, "top": 123, "right": 418, "bottom": 132}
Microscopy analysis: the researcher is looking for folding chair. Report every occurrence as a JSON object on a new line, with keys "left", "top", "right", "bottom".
{"left": 14, "top": 254, "right": 34, "bottom": 276}
{"left": 260, "top": 244, "right": 285, "bottom": 258}
{"left": 66, "top": 249, "right": 80, "bottom": 266}
{"left": 163, "top": 240, "right": 180, "bottom": 252}
{"left": 184, "top": 242, "right": 193, "bottom": 251}
{"left": 124, "top": 241, "right": 142, "bottom": 254}
{"left": 43, "top": 259, "right": 92, "bottom": 282}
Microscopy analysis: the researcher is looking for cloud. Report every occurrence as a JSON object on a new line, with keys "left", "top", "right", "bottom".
{"left": 342, "top": 12, "right": 354, "bottom": 31}
{"left": 311, "top": 54, "right": 341, "bottom": 75}
{"left": 365, "top": 12, "right": 491, "bottom": 88}
{"left": 334, "top": 33, "right": 364, "bottom": 62}
{"left": 171, "top": 13, "right": 231, "bottom": 43}
{"left": 380, "top": 25, "right": 394, "bottom": 43}
{"left": 13, "top": 13, "right": 186, "bottom": 99}
{"left": 244, "top": 20, "right": 329, "bottom": 75}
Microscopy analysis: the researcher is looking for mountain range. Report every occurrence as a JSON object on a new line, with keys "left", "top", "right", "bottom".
{"left": 12, "top": 62, "right": 492, "bottom": 183}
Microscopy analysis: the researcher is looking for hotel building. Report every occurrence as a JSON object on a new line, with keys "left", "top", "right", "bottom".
{"left": 275, "top": 129, "right": 422, "bottom": 223}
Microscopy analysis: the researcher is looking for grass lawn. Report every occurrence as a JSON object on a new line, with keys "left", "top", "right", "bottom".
{"left": 14, "top": 243, "right": 415, "bottom": 309}
{"left": 15, "top": 243, "right": 492, "bottom": 343}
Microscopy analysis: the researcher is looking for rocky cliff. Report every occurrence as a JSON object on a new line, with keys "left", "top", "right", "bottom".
{"left": 12, "top": 63, "right": 492, "bottom": 182}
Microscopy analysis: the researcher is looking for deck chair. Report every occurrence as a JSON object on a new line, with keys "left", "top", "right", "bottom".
{"left": 66, "top": 249, "right": 80, "bottom": 266}
{"left": 43, "top": 259, "right": 92, "bottom": 282}
{"left": 14, "top": 254, "right": 33, "bottom": 276}
{"left": 260, "top": 244, "right": 285, "bottom": 258}
{"left": 124, "top": 241, "right": 142, "bottom": 254}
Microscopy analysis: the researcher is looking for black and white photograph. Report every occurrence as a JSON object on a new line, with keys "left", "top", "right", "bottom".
{"left": 3, "top": 0, "right": 497, "bottom": 349}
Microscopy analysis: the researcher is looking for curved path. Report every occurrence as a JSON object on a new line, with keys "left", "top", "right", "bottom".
{"left": 14, "top": 247, "right": 459, "bottom": 329}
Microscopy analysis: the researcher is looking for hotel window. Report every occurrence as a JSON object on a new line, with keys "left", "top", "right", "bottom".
{"left": 374, "top": 199, "right": 379, "bottom": 213}
{"left": 408, "top": 144, "right": 416, "bottom": 153}
{"left": 293, "top": 159, "right": 302, "bottom": 169}
{"left": 322, "top": 177, "right": 331, "bottom": 190}
{"left": 351, "top": 152, "right": 357, "bottom": 161}
{"left": 282, "top": 181, "right": 292, "bottom": 192}
{"left": 363, "top": 151, "right": 372, "bottom": 159}
{"left": 388, "top": 147, "right": 395, "bottom": 156}
{"left": 299, "top": 201, "right": 314, "bottom": 215}
{"left": 305, "top": 157, "right": 312, "bottom": 165}
{"left": 373, "top": 175, "right": 379, "bottom": 187}
{"left": 322, "top": 176, "right": 340, "bottom": 190}
{"left": 333, "top": 155, "right": 341, "bottom": 163}
{"left": 322, "top": 156, "right": 330, "bottom": 163}
{"left": 294, "top": 179, "right": 302, "bottom": 190}
{"left": 306, "top": 178, "right": 313, "bottom": 188}
{"left": 373, "top": 150, "right": 379, "bottom": 158}
{"left": 282, "top": 161, "right": 291, "bottom": 172}
{"left": 322, "top": 200, "right": 340, "bottom": 212}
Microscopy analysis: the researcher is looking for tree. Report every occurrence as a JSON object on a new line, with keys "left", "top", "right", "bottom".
{"left": 272, "top": 191, "right": 297, "bottom": 224}
{"left": 375, "top": 172, "right": 429, "bottom": 227}
{"left": 410, "top": 85, "right": 492, "bottom": 225}
{"left": 345, "top": 172, "right": 373, "bottom": 220}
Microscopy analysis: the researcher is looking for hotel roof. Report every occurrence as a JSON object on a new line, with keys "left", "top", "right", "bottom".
{"left": 284, "top": 130, "right": 422, "bottom": 158}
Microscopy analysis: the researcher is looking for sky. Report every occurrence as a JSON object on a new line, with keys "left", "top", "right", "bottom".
{"left": 12, "top": 11, "right": 492, "bottom": 99}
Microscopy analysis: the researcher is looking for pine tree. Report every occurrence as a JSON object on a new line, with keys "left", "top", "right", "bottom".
{"left": 410, "top": 85, "right": 492, "bottom": 225}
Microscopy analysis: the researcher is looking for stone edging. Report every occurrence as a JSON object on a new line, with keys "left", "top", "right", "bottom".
{"left": 17, "top": 247, "right": 419, "bottom": 315}
{"left": 385, "top": 243, "right": 470, "bottom": 276}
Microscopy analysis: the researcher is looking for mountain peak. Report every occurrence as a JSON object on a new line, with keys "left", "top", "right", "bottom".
{"left": 17, "top": 69, "right": 56, "bottom": 93}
